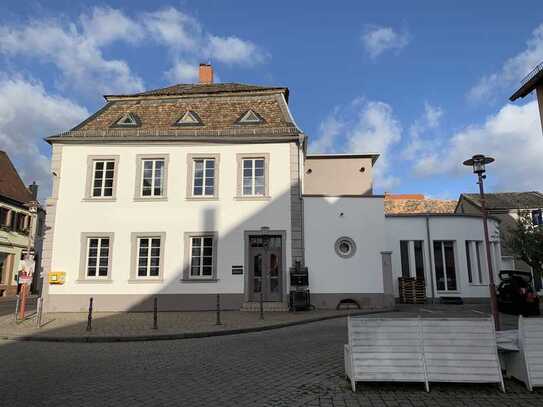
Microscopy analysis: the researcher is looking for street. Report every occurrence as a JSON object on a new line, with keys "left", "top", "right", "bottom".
{"left": 1, "top": 317, "right": 542, "bottom": 406}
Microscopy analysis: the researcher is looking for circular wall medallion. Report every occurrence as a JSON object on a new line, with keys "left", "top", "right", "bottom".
{"left": 334, "top": 236, "right": 356, "bottom": 259}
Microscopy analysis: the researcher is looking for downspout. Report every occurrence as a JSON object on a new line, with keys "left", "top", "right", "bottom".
{"left": 425, "top": 215, "right": 436, "bottom": 304}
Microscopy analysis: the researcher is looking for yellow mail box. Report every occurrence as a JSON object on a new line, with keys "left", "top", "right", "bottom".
{"left": 48, "top": 271, "right": 65, "bottom": 285}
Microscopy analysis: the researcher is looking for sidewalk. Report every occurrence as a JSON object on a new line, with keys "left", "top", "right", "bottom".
{"left": 0, "top": 307, "right": 393, "bottom": 342}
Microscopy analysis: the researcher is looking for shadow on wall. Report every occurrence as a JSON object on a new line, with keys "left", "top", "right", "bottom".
{"left": 6, "top": 185, "right": 390, "bottom": 339}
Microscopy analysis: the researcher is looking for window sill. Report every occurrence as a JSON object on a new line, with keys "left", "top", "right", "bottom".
{"left": 82, "top": 198, "right": 117, "bottom": 202}
{"left": 185, "top": 196, "right": 219, "bottom": 201}
{"left": 76, "top": 279, "right": 113, "bottom": 284}
{"left": 234, "top": 195, "right": 271, "bottom": 201}
{"left": 468, "top": 283, "right": 488, "bottom": 287}
{"left": 437, "top": 291, "right": 461, "bottom": 295}
{"left": 180, "top": 278, "right": 219, "bottom": 283}
{"left": 127, "top": 278, "right": 164, "bottom": 284}
{"left": 133, "top": 197, "right": 168, "bottom": 202}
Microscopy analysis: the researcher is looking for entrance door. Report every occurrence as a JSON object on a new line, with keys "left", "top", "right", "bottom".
{"left": 248, "top": 235, "right": 282, "bottom": 302}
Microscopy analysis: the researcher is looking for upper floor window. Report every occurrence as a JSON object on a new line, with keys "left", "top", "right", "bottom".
{"left": 193, "top": 159, "right": 215, "bottom": 197}
{"left": 135, "top": 155, "right": 169, "bottom": 200}
{"left": 243, "top": 158, "right": 265, "bottom": 196}
{"left": 85, "top": 156, "right": 119, "bottom": 201}
{"left": 92, "top": 160, "right": 115, "bottom": 197}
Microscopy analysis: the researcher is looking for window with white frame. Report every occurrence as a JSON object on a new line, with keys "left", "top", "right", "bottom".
{"left": 433, "top": 240, "right": 457, "bottom": 291}
{"left": 190, "top": 236, "right": 214, "bottom": 278}
{"left": 141, "top": 159, "right": 165, "bottom": 197}
{"left": 91, "top": 160, "right": 115, "bottom": 197}
{"left": 86, "top": 237, "right": 110, "bottom": 278}
{"left": 136, "top": 237, "right": 161, "bottom": 277}
{"left": 465, "top": 240, "right": 485, "bottom": 284}
{"left": 242, "top": 158, "right": 265, "bottom": 196}
{"left": 193, "top": 159, "right": 215, "bottom": 196}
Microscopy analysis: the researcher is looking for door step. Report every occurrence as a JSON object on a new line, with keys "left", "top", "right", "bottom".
{"left": 240, "top": 301, "right": 289, "bottom": 312}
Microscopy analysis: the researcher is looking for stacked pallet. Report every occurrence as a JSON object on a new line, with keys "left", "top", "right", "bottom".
{"left": 398, "top": 277, "right": 426, "bottom": 304}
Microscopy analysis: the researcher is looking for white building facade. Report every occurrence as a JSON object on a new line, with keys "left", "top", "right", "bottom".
{"left": 42, "top": 67, "right": 501, "bottom": 312}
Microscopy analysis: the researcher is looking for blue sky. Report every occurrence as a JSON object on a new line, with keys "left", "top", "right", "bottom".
{"left": 1, "top": 1, "right": 543, "bottom": 201}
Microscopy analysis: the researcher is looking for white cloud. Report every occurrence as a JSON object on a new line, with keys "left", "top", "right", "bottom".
{"left": 206, "top": 35, "right": 268, "bottom": 65}
{"left": 403, "top": 102, "right": 443, "bottom": 159}
{"left": 143, "top": 7, "right": 201, "bottom": 50}
{"left": 166, "top": 60, "right": 199, "bottom": 83}
{"left": 468, "top": 23, "right": 543, "bottom": 102}
{"left": 0, "top": 6, "right": 269, "bottom": 97}
{"left": 311, "top": 98, "right": 402, "bottom": 191}
{"left": 0, "top": 78, "right": 88, "bottom": 201}
{"left": 0, "top": 8, "right": 145, "bottom": 95}
{"left": 362, "top": 26, "right": 410, "bottom": 59}
{"left": 412, "top": 100, "right": 543, "bottom": 191}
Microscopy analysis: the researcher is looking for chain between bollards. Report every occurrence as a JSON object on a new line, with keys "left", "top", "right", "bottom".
{"left": 259, "top": 290, "right": 264, "bottom": 320}
{"left": 216, "top": 293, "right": 222, "bottom": 325}
{"left": 86, "top": 297, "right": 93, "bottom": 332}
{"left": 153, "top": 297, "right": 158, "bottom": 330}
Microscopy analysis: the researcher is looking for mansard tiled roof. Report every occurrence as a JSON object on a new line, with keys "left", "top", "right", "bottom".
{"left": 460, "top": 192, "right": 543, "bottom": 210}
{"left": 47, "top": 82, "right": 300, "bottom": 143}
{"left": 384, "top": 197, "right": 457, "bottom": 215}
{"left": 0, "top": 151, "right": 33, "bottom": 204}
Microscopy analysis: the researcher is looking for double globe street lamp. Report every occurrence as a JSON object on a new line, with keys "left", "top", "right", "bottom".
{"left": 463, "top": 154, "right": 500, "bottom": 331}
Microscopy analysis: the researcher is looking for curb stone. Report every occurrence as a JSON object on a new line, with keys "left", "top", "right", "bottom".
{"left": 0, "top": 308, "right": 397, "bottom": 343}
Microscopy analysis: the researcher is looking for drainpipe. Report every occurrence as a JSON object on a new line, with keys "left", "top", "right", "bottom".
{"left": 425, "top": 215, "right": 436, "bottom": 304}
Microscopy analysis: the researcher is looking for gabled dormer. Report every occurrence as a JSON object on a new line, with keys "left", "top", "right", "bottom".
{"left": 111, "top": 112, "right": 141, "bottom": 128}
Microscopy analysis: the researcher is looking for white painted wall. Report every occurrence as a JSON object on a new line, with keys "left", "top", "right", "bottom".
{"left": 49, "top": 142, "right": 293, "bottom": 297}
{"left": 304, "top": 197, "right": 386, "bottom": 294}
{"left": 385, "top": 215, "right": 502, "bottom": 300}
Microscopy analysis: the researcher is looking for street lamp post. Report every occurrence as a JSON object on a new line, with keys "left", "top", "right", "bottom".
{"left": 463, "top": 154, "right": 501, "bottom": 331}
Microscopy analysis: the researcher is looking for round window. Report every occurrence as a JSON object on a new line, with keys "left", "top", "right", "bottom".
{"left": 334, "top": 237, "right": 356, "bottom": 259}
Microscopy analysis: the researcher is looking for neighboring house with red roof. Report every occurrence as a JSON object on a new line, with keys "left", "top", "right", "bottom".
{"left": 0, "top": 151, "right": 44, "bottom": 297}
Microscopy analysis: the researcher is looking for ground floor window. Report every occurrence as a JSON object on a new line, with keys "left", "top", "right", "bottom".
{"left": 434, "top": 240, "right": 457, "bottom": 291}
{"left": 400, "top": 240, "right": 425, "bottom": 280}
{"left": 465, "top": 240, "right": 485, "bottom": 284}
{"left": 137, "top": 237, "right": 161, "bottom": 277}
{"left": 190, "top": 236, "right": 214, "bottom": 278}
{"left": 86, "top": 237, "right": 111, "bottom": 278}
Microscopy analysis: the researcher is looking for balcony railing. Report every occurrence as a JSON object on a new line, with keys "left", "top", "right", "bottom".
{"left": 521, "top": 61, "right": 543, "bottom": 86}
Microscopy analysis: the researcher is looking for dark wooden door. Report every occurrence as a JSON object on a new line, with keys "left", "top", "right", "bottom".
{"left": 248, "top": 235, "right": 282, "bottom": 301}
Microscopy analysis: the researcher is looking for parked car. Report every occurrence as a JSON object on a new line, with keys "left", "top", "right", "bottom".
{"left": 497, "top": 270, "right": 540, "bottom": 316}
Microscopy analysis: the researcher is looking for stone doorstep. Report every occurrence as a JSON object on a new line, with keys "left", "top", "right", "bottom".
{"left": 240, "top": 301, "right": 290, "bottom": 312}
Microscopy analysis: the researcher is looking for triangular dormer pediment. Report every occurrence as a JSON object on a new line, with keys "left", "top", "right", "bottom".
{"left": 111, "top": 112, "right": 140, "bottom": 128}
{"left": 235, "top": 109, "right": 265, "bottom": 125}
{"left": 174, "top": 111, "right": 203, "bottom": 126}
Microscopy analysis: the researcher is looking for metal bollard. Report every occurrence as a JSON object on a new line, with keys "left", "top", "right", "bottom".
{"left": 259, "top": 290, "right": 264, "bottom": 320}
{"left": 86, "top": 297, "right": 93, "bottom": 332}
{"left": 36, "top": 297, "right": 44, "bottom": 328}
{"left": 216, "top": 293, "right": 222, "bottom": 325}
{"left": 14, "top": 294, "right": 20, "bottom": 322}
{"left": 153, "top": 297, "right": 158, "bottom": 330}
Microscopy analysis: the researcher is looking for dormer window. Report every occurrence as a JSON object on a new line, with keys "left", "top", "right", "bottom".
{"left": 174, "top": 111, "right": 203, "bottom": 126}
{"left": 235, "top": 109, "right": 265, "bottom": 125}
{"left": 112, "top": 113, "right": 140, "bottom": 127}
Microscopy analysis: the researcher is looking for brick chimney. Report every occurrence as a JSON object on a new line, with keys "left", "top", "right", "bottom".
{"left": 199, "top": 63, "right": 213, "bottom": 84}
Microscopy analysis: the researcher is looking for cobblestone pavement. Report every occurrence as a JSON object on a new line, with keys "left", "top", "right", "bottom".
{"left": 1, "top": 316, "right": 542, "bottom": 407}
